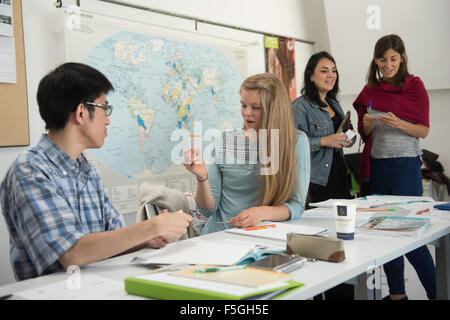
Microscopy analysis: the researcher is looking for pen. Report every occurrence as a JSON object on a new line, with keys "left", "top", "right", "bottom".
{"left": 194, "top": 265, "right": 246, "bottom": 273}
{"left": 369, "top": 100, "right": 372, "bottom": 109}
{"left": 0, "top": 294, "right": 12, "bottom": 300}
{"left": 357, "top": 208, "right": 395, "bottom": 212}
{"left": 416, "top": 208, "right": 430, "bottom": 215}
{"left": 245, "top": 224, "right": 276, "bottom": 231}
{"left": 216, "top": 220, "right": 231, "bottom": 224}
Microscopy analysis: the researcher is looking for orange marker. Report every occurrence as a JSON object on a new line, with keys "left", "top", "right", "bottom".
{"left": 416, "top": 208, "right": 430, "bottom": 215}
{"left": 245, "top": 224, "right": 276, "bottom": 231}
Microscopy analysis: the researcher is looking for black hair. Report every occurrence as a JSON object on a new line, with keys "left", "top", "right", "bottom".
{"left": 36, "top": 62, "right": 114, "bottom": 130}
{"left": 301, "top": 51, "right": 339, "bottom": 108}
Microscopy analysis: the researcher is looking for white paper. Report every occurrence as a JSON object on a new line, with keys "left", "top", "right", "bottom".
{"left": 302, "top": 207, "right": 374, "bottom": 220}
{"left": 345, "top": 129, "right": 356, "bottom": 141}
{"left": 224, "top": 221, "right": 328, "bottom": 241}
{"left": 403, "top": 202, "right": 450, "bottom": 223}
{"left": 309, "top": 198, "right": 383, "bottom": 209}
{"left": 133, "top": 238, "right": 258, "bottom": 265}
{"left": 15, "top": 275, "right": 132, "bottom": 300}
{"left": 0, "top": 3, "right": 13, "bottom": 37}
{"left": 0, "top": 35, "right": 16, "bottom": 83}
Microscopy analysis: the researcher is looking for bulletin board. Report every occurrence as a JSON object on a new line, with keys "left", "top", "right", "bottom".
{"left": 0, "top": 0, "right": 29, "bottom": 147}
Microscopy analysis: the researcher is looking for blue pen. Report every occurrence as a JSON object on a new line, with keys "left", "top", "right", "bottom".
{"left": 369, "top": 100, "right": 372, "bottom": 109}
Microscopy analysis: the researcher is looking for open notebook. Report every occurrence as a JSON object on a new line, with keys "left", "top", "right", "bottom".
{"left": 224, "top": 221, "right": 328, "bottom": 241}
{"left": 132, "top": 238, "right": 285, "bottom": 266}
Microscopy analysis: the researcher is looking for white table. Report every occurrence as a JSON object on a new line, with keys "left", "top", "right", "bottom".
{"left": 0, "top": 216, "right": 448, "bottom": 300}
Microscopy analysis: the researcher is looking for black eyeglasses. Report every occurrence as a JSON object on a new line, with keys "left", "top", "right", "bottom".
{"left": 84, "top": 102, "right": 113, "bottom": 117}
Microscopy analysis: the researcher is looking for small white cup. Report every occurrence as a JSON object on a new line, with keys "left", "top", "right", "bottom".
{"left": 333, "top": 201, "right": 357, "bottom": 240}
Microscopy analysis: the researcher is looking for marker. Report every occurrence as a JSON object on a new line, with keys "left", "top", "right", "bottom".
{"left": 416, "top": 208, "right": 430, "bottom": 215}
{"left": 194, "top": 265, "right": 246, "bottom": 273}
{"left": 245, "top": 224, "right": 276, "bottom": 231}
{"left": 357, "top": 208, "right": 395, "bottom": 212}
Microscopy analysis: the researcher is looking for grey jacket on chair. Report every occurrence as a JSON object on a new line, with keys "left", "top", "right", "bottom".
{"left": 136, "top": 182, "right": 192, "bottom": 240}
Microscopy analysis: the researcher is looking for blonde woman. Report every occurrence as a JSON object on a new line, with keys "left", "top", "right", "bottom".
{"left": 184, "top": 73, "right": 310, "bottom": 234}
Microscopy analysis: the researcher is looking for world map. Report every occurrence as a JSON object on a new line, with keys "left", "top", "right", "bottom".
{"left": 83, "top": 31, "right": 245, "bottom": 179}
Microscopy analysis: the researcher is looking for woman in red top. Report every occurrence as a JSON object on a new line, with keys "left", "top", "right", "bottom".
{"left": 353, "top": 34, "right": 435, "bottom": 300}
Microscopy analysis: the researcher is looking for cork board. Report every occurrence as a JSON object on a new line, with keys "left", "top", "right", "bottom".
{"left": 0, "top": 0, "right": 29, "bottom": 147}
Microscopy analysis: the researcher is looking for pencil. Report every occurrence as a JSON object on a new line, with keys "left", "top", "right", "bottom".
{"left": 245, "top": 224, "right": 276, "bottom": 231}
{"left": 357, "top": 208, "right": 395, "bottom": 212}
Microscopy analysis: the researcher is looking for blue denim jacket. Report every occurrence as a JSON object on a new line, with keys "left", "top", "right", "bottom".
{"left": 291, "top": 95, "right": 355, "bottom": 186}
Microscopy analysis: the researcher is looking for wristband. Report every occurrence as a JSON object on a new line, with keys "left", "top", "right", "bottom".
{"left": 196, "top": 173, "right": 208, "bottom": 182}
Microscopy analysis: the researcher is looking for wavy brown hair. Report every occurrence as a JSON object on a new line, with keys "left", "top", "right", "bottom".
{"left": 240, "top": 73, "right": 297, "bottom": 207}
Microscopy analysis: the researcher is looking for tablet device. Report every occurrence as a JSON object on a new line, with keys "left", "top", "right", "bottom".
{"left": 248, "top": 254, "right": 307, "bottom": 273}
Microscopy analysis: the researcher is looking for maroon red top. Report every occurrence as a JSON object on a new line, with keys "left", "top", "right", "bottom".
{"left": 353, "top": 75, "right": 430, "bottom": 195}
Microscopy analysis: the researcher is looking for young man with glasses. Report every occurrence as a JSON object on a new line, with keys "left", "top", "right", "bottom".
{"left": 0, "top": 63, "right": 192, "bottom": 281}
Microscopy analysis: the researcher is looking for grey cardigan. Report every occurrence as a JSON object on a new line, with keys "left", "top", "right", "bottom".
{"left": 291, "top": 95, "right": 356, "bottom": 186}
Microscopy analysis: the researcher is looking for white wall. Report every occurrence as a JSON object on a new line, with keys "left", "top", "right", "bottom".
{"left": 0, "top": 0, "right": 328, "bottom": 285}
{"left": 324, "top": 0, "right": 450, "bottom": 94}
{"left": 323, "top": 0, "right": 450, "bottom": 181}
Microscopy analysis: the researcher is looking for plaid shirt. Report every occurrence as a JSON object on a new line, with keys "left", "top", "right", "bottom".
{"left": 0, "top": 135, "right": 125, "bottom": 281}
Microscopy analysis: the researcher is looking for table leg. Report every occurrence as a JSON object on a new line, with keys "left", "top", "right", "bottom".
{"left": 354, "top": 266, "right": 382, "bottom": 300}
{"left": 436, "top": 233, "right": 450, "bottom": 300}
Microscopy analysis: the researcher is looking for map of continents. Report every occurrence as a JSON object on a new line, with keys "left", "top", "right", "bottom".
{"left": 83, "top": 31, "right": 244, "bottom": 178}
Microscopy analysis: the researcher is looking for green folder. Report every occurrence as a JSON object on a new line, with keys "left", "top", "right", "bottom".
{"left": 125, "top": 276, "right": 303, "bottom": 300}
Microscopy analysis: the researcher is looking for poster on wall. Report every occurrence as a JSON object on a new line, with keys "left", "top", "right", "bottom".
{"left": 63, "top": 9, "right": 248, "bottom": 214}
{"left": 264, "top": 36, "right": 296, "bottom": 102}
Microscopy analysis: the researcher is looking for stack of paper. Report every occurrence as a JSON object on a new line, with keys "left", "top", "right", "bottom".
{"left": 125, "top": 267, "right": 303, "bottom": 300}
{"left": 224, "top": 221, "right": 328, "bottom": 241}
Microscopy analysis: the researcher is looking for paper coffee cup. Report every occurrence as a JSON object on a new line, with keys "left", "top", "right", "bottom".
{"left": 333, "top": 201, "right": 356, "bottom": 240}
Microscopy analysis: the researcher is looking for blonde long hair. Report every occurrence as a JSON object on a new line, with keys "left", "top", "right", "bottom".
{"left": 240, "top": 73, "right": 297, "bottom": 206}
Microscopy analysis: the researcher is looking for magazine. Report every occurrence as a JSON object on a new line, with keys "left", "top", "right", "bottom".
{"left": 356, "top": 216, "right": 430, "bottom": 237}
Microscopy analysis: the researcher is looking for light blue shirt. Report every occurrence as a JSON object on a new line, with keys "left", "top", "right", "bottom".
{"left": 0, "top": 135, "right": 125, "bottom": 280}
{"left": 198, "top": 129, "right": 310, "bottom": 234}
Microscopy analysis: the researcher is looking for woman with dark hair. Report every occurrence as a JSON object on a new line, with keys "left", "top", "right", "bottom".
{"left": 291, "top": 51, "right": 356, "bottom": 205}
{"left": 353, "top": 34, "right": 435, "bottom": 300}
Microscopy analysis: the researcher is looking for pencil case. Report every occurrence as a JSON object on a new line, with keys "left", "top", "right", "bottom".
{"left": 286, "top": 233, "right": 346, "bottom": 263}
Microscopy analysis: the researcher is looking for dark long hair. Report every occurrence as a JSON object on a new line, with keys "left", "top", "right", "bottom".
{"left": 367, "top": 34, "right": 410, "bottom": 87}
{"left": 301, "top": 51, "right": 339, "bottom": 108}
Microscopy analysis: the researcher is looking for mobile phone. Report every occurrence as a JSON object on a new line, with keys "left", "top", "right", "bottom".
{"left": 248, "top": 254, "right": 306, "bottom": 273}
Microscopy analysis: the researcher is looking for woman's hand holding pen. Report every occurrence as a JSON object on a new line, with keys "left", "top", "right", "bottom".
{"left": 363, "top": 113, "right": 377, "bottom": 135}
{"left": 183, "top": 147, "right": 207, "bottom": 181}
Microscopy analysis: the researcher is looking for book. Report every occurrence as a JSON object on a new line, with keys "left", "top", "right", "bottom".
{"left": 171, "top": 266, "right": 292, "bottom": 287}
{"left": 224, "top": 221, "right": 328, "bottom": 241}
{"left": 356, "top": 216, "right": 430, "bottom": 237}
{"left": 337, "top": 111, "right": 351, "bottom": 133}
{"left": 131, "top": 238, "right": 285, "bottom": 266}
{"left": 124, "top": 271, "right": 303, "bottom": 300}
